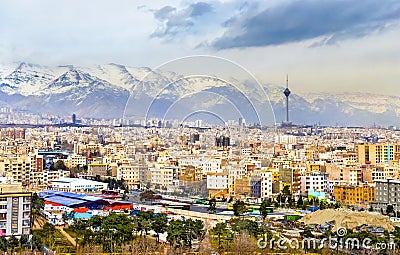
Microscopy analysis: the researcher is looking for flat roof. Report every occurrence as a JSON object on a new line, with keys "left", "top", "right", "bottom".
{"left": 39, "top": 190, "right": 104, "bottom": 207}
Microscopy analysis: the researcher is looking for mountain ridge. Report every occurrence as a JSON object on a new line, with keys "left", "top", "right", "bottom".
{"left": 0, "top": 62, "right": 399, "bottom": 126}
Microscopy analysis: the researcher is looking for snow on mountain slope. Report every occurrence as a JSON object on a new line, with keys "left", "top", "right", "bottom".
{"left": 0, "top": 63, "right": 68, "bottom": 95}
{"left": 300, "top": 92, "right": 400, "bottom": 115}
{"left": 80, "top": 63, "right": 139, "bottom": 91}
{"left": 0, "top": 62, "right": 399, "bottom": 126}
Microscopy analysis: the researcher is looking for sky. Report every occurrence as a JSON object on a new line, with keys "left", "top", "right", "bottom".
{"left": 0, "top": 0, "right": 399, "bottom": 94}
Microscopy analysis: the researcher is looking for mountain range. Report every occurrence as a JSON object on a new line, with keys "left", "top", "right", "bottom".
{"left": 0, "top": 62, "right": 399, "bottom": 127}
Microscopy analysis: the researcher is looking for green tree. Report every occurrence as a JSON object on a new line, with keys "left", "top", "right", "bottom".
{"left": 282, "top": 185, "right": 291, "bottom": 197}
{"left": 386, "top": 204, "right": 395, "bottom": 216}
{"left": 233, "top": 200, "right": 247, "bottom": 216}
{"left": 42, "top": 222, "right": 56, "bottom": 248}
{"left": 297, "top": 196, "right": 304, "bottom": 208}
{"left": 152, "top": 213, "right": 168, "bottom": 242}
{"left": 276, "top": 194, "right": 286, "bottom": 206}
{"left": 207, "top": 198, "right": 217, "bottom": 214}
{"left": 7, "top": 235, "right": 19, "bottom": 252}
{"left": 70, "top": 219, "right": 89, "bottom": 235}
{"left": 31, "top": 233, "right": 42, "bottom": 251}
{"left": 211, "top": 222, "right": 229, "bottom": 251}
{"left": 260, "top": 200, "right": 271, "bottom": 220}
{"left": 100, "top": 213, "right": 134, "bottom": 250}
{"left": 54, "top": 160, "right": 68, "bottom": 170}
{"left": 88, "top": 215, "right": 103, "bottom": 229}
{"left": 167, "top": 220, "right": 185, "bottom": 247}
{"left": 19, "top": 234, "right": 29, "bottom": 248}
{"left": 32, "top": 193, "right": 44, "bottom": 223}
{"left": 287, "top": 197, "right": 295, "bottom": 208}
{"left": 0, "top": 236, "right": 7, "bottom": 252}
{"left": 230, "top": 218, "right": 262, "bottom": 238}
{"left": 167, "top": 219, "right": 205, "bottom": 248}
{"left": 135, "top": 211, "right": 154, "bottom": 236}
{"left": 183, "top": 219, "right": 205, "bottom": 247}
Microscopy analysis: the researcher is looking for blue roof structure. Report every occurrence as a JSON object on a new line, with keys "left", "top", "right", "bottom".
{"left": 40, "top": 190, "right": 104, "bottom": 207}
{"left": 46, "top": 196, "right": 87, "bottom": 207}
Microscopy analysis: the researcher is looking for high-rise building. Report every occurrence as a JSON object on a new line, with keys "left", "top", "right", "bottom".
{"left": 0, "top": 181, "right": 32, "bottom": 236}
{"left": 72, "top": 113, "right": 76, "bottom": 124}
{"left": 215, "top": 135, "right": 230, "bottom": 147}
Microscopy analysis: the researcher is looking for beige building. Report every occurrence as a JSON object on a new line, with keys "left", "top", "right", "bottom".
{"left": 357, "top": 143, "right": 400, "bottom": 165}
{"left": 334, "top": 183, "right": 375, "bottom": 206}
{"left": 117, "top": 165, "right": 140, "bottom": 190}
{"left": 0, "top": 156, "right": 31, "bottom": 184}
{"left": 88, "top": 163, "right": 109, "bottom": 177}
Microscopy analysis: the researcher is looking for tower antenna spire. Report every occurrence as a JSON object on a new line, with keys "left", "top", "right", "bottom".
{"left": 286, "top": 74, "right": 288, "bottom": 88}
{"left": 283, "top": 75, "right": 291, "bottom": 125}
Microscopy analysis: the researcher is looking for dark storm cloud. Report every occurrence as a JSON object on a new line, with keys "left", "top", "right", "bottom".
{"left": 151, "top": 2, "right": 213, "bottom": 38}
{"left": 212, "top": 0, "right": 400, "bottom": 49}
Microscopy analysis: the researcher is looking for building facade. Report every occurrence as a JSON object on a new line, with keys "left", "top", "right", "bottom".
{"left": 0, "top": 182, "right": 31, "bottom": 236}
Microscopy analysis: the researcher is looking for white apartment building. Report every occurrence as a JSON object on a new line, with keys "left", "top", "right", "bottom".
{"left": 202, "top": 158, "right": 222, "bottom": 174}
{"left": 260, "top": 170, "right": 273, "bottom": 199}
{"left": 241, "top": 148, "right": 252, "bottom": 155}
{"left": 275, "top": 135, "right": 297, "bottom": 144}
{"left": 0, "top": 182, "right": 31, "bottom": 236}
{"left": 207, "top": 172, "right": 229, "bottom": 190}
{"left": 207, "top": 172, "right": 229, "bottom": 197}
{"left": 349, "top": 169, "right": 358, "bottom": 186}
{"left": 300, "top": 173, "right": 328, "bottom": 196}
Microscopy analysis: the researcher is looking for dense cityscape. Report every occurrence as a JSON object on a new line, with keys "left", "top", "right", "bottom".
{"left": 2, "top": 0, "right": 400, "bottom": 254}
{"left": 0, "top": 108, "right": 399, "bottom": 254}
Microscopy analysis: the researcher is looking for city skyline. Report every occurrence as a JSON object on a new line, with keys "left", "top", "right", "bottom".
{"left": 1, "top": 0, "right": 399, "bottom": 95}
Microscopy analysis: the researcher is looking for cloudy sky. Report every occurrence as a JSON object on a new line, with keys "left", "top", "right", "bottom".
{"left": 1, "top": 0, "right": 399, "bottom": 94}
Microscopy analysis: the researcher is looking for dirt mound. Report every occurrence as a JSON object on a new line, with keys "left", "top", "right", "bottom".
{"left": 300, "top": 208, "right": 395, "bottom": 232}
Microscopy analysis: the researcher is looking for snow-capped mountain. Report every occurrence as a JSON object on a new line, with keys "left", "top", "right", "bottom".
{"left": 0, "top": 62, "right": 400, "bottom": 126}
{"left": 0, "top": 63, "right": 68, "bottom": 96}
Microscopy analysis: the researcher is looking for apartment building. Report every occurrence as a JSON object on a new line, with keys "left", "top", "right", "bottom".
{"left": 300, "top": 172, "right": 328, "bottom": 196}
{"left": 374, "top": 179, "right": 400, "bottom": 211}
{"left": 357, "top": 143, "right": 400, "bottom": 165}
{"left": 150, "top": 163, "right": 179, "bottom": 188}
{"left": 260, "top": 169, "right": 273, "bottom": 199}
{"left": 43, "top": 169, "right": 70, "bottom": 184}
{"left": 68, "top": 154, "right": 87, "bottom": 168}
{"left": 117, "top": 165, "right": 140, "bottom": 190}
{"left": 0, "top": 156, "right": 31, "bottom": 184}
{"left": 0, "top": 181, "right": 31, "bottom": 236}
{"left": 333, "top": 183, "right": 375, "bottom": 206}
{"left": 88, "top": 163, "right": 109, "bottom": 177}
{"left": 207, "top": 172, "right": 229, "bottom": 198}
